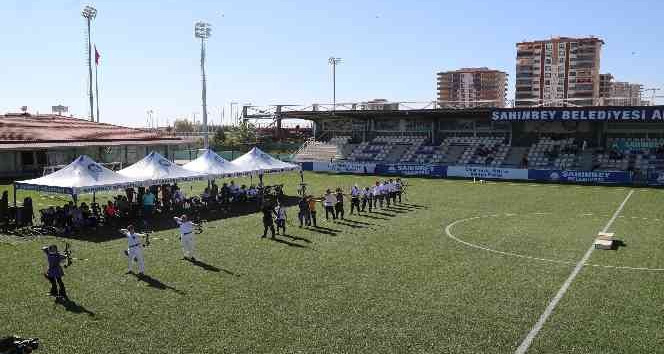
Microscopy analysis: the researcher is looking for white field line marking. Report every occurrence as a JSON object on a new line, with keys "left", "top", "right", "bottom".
{"left": 444, "top": 218, "right": 576, "bottom": 266}
{"left": 444, "top": 213, "right": 664, "bottom": 272}
{"left": 514, "top": 189, "right": 634, "bottom": 354}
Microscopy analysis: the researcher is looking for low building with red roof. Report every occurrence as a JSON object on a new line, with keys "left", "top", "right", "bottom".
{"left": 0, "top": 113, "right": 192, "bottom": 178}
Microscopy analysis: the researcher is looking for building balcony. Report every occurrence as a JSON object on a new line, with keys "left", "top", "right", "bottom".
{"left": 517, "top": 51, "right": 534, "bottom": 57}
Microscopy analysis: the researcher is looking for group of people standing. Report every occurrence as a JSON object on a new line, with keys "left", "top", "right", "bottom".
{"left": 293, "top": 178, "right": 405, "bottom": 225}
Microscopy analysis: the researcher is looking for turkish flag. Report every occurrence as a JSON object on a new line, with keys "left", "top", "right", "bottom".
{"left": 94, "top": 45, "right": 100, "bottom": 65}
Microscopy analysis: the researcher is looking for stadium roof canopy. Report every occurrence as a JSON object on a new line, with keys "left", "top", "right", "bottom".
{"left": 281, "top": 105, "right": 664, "bottom": 123}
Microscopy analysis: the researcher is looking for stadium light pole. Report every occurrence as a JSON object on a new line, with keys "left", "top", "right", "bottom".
{"left": 81, "top": 5, "right": 97, "bottom": 122}
{"left": 328, "top": 57, "right": 342, "bottom": 112}
{"left": 195, "top": 21, "right": 212, "bottom": 149}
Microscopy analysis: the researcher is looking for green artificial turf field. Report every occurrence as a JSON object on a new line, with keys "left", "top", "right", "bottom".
{"left": 1, "top": 173, "right": 663, "bottom": 353}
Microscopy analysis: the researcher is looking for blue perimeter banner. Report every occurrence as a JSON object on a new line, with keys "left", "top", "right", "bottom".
{"left": 491, "top": 106, "right": 664, "bottom": 121}
{"left": 301, "top": 162, "right": 659, "bottom": 185}
{"left": 447, "top": 166, "right": 528, "bottom": 180}
{"left": 646, "top": 171, "right": 664, "bottom": 186}
{"left": 528, "top": 170, "right": 632, "bottom": 184}
{"left": 374, "top": 164, "right": 446, "bottom": 177}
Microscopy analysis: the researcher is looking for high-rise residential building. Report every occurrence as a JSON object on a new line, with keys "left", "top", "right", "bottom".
{"left": 437, "top": 67, "right": 508, "bottom": 108}
{"left": 515, "top": 37, "right": 604, "bottom": 107}
{"left": 599, "top": 73, "right": 614, "bottom": 101}
{"left": 610, "top": 81, "right": 642, "bottom": 106}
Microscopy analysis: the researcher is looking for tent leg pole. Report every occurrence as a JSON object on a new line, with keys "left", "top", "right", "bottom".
{"left": 13, "top": 184, "right": 17, "bottom": 208}
{"left": 93, "top": 192, "right": 96, "bottom": 203}
{"left": 73, "top": 194, "right": 78, "bottom": 206}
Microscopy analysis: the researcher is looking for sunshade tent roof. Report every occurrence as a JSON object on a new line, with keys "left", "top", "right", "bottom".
{"left": 15, "top": 155, "right": 138, "bottom": 195}
{"left": 182, "top": 149, "right": 244, "bottom": 178}
{"left": 229, "top": 147, "right": 300, "bottom": 174}
{"left": 118, "top": 151, "right": 204, "bottom": 184}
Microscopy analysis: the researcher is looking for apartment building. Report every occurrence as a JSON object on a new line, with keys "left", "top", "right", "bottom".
{"left": 610, "top": 81, "right": 642, "bottom": 106}
{"left": 515, "top": 37, "right": 604, "bottom": 107}
{"left": 437, "top": 67, "right": 508, "bottom": 108}
{"left": 599, "top": 73, "right": 614, "bottom": 101}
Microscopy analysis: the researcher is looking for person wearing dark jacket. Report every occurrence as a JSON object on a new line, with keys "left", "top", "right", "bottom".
{"left": 261, "top": 204, "right": 276, "bottom": 239}
{"left": 297, "top": 197, "right": 309, "bottom": 227}
{"left": 42, "top": 245, "right": 68, "bottom": 298}
{"left": 335, "top": 189, "right": 345, "bottom": 220}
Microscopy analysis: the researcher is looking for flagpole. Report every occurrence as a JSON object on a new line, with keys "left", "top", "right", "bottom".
{"left": 94, "top": 46, "right": 100, "bottom": 122}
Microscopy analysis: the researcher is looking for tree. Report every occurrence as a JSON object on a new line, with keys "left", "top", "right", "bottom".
{"left": 173, "top": 119, "right": 194, "bottom": 132}
{"left": 212, "top": 128, "right": 226, "bottom": 147}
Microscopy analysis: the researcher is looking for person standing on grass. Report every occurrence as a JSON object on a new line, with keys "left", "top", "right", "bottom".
{"left": 384, "top": 180, "right": 391, "bottom": 208}
{"left": 142, "top": 190, "right": 155, "bottom": 216}
{"left": 120, "top": 225, "right": 145, "bottom": 275}
{"left": 261, "top": 203, "right": 276, "bottom": 239}
{"left": 373, "top": 181, "right": 383, "bottom": 209}
{"left": 307, "top": 195, "right": 318, "bottom": 227}
{"left": 388, "top": 179, "right": 397, "bottom": 205}
{"left": 323, "top": 189, "right": 337, "bottom": 221}
{"left": 335, "top": 188, "right": 345, "bottom": 220}
{"left": 297, "top": 197, "right": 309, "bottom": 227}
{"left": 274, "top": 203, "right": 287, "bottom": 235}
{"left": 0, "top": 191, "right": 8, "bottom": 229}
{"left": 395, "top": 178, "right": 403, "bottom": 203}
{"left": 361, "top": 186, "right": 372, "bottom": 212}
{"left": 350, "top": 185, "right": 361, "bottom": 215}
{"left": 42, "top": 245, "right": 68, "bottom": 299}
{"left": 173, "top": 215, "right": 196, "bottom": 261}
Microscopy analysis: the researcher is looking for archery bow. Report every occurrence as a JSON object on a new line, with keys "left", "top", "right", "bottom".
{"left": 143, "top": 232, "right": 151, "bottom": 247}
{"left": 63, "top": 242, "right": 73, "bottom": 268}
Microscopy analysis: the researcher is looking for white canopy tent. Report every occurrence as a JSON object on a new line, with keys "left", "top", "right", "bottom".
{"left": 182, "top": 149, "right": 244, "bottom": 178}
{"left": 229, "top": 147, "right": 300, "bottom": 175}
{"left": 14, "top": 155, "right": 139, "bottom": 204}
{"left": 118, "top": 151, "right": 204, "bottom": 184}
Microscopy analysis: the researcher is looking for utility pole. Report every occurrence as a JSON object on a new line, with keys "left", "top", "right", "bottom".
{"left": 328, "top": 57, "right": 342, "bottom": 112}
{"left": 194, "top": 21, "right": 212, "bottom": 148}
{"left": 81, "top": 5, "right": 97, "bottom": 122}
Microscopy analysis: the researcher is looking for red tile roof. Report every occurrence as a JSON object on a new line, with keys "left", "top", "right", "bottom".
{"left": 0, "top": 114, "right": 179, "bottom": 144}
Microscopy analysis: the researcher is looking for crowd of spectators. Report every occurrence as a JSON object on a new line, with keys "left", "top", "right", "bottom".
{"left": 2, "top": 179, "right": 285, "bottom": 236}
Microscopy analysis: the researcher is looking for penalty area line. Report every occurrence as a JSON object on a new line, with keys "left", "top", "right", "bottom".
{"left": 514, "top": 189, "right": 634, "bottom": 354}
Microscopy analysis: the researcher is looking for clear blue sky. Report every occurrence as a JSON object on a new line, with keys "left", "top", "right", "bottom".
{"left": 1, "top": 0, "right": 663, "bottom": 127}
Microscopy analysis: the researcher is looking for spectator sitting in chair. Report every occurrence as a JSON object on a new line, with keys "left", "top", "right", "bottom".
{"left": 237, "top": 185, "right": 248, "bottom": 202}
{"left": 71, "top": 206, "right": 84, "bottom": 230}
{"left": 104, "top": 201, "right": 118, "bottom": 225}
{"left": 229, "top": 181, "right": 240, "bottom": 198}
{"left": 201, "top": 187, "right": 211, "bottom": 204}
{"left": 247, "top": 185, "right": 258, "bottom": 199}
{"left": 220, "top": 183, "right": 231, "bottom": 204}
{"left": 173, "top": 188, "right": 185, "bottom": 205}
{"left": 80, "top": 203, "right": 97, "bottom": 227}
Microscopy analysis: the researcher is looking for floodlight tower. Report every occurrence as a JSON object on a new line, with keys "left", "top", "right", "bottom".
{"left": 328, "top": 57, "right": 342, "bottom": 112}
{"left": 195, "top": 21, "right": 212, "bottom": 149}
{"left": 82, "top": 5, "right": 97, "bottom": 122}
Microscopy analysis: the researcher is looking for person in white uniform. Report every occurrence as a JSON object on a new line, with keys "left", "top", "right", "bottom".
{"left": 120, "top": 225, "right": 145, "bottom": 275}
{"left": 350, "top": 185, "right": 361, "bottom": 215}
{"left": 173, "top": 214, "right": 197, "bottom": 261}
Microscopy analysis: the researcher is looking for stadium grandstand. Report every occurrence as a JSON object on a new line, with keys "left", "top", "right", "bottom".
{"left": 0, "top": 113, "right": 187, "bottom": 178}
{"left": 283, "top": 104, "right": 664, "bottom": 185}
